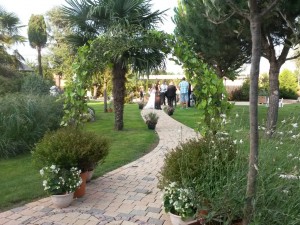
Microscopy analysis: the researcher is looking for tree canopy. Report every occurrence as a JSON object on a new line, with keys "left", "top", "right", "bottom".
{"left": 174, "top": 0, "right": 251, "bottom": 79}
{"left": 61, "top": 0, "right": 170, "bottom": 130}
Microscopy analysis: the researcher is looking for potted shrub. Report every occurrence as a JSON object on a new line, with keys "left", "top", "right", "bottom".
{"left": 144, "top": 112, "right": 159, "bottom": 129}
{"left": 166, "top": 106, "right": 175, "bottom": 116}
{"left": 107, "top": 100, "right": 113, "bottom": 112}
{"left": 32, "top": 127, "right": 110, "bottom": 197}
{"left": 39, "top": 165, "right": 82, "bottom": 208}
{"left": 138, "top": 101, "right": 144, "bottom": 109}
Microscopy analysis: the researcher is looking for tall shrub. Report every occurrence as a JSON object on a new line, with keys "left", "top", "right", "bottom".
{"left": 21, "top": 74, "right": 54, "bottom": 95}
{"left": 0, "top": 94, "right": 63, "bottom": 158}
{"left": 279, "top": 69, "right": 298, "bottom": 99}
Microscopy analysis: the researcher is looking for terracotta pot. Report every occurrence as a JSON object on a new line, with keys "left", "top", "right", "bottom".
{"left": 169, "top": 213, "right": 195, "bottom": 225}
{"left": 86, "top": 170, "right": 94, "bottom": 182}
{"left": 74, "top": 171, "right": 88, "bottom": 198}
{"left": 51, "top": 192, "right": 74, "bottom": 208}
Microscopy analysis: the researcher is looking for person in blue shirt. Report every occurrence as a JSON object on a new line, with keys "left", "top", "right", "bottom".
{"left": 179, "top": 77, "right": 189, "bottom": 109}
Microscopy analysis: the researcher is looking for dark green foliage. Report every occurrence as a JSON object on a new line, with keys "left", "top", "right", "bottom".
{"left": 158, "top": 137, "right": 238, "bottom": 188}
{"left": 279, "top": 87, "right": 298, "bottom": 99}
{"left": 0, "top": 94, "right": 63, "bottom": 158}
{"left": 229, "top": 78, "right": 250, "bottom": 101}
{"left": 27, "top": 15, "right": 47, "bottom": 49}
{"left": 279, "top": 69, "right": 298, "bottom": 99}
{"left": 0, "top": 75, "right": 21, "bottom": 96}
{"left": 20, "top": 74, "right": 54, "bottom": 95}
{"left": 32, "top": 127, "right": 110, "bottom": 172}
{"left": 174, "top": 1, "right": 250, "bottom": 79}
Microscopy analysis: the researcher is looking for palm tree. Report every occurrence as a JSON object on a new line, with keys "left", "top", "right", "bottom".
{"left": 62, "top": 0, "right": 170, "bottom": 130}
{"left": 0, "top": 6, "right": 26, "bottom": 74}
{"left": 0, "top": 6, "right": 25, "bottom": 48}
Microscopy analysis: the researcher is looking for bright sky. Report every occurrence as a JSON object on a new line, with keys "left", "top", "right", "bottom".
{"left": 1, "top": 0, "right": 183, "bottom": 73}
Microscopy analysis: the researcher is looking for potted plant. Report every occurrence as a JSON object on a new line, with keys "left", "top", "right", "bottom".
{"left": 107, "top": 100, "right": 113, "bottom": 112}
{"left": 166, "top": 106, "right": 175, "bottom": 116}
{"left": 39, "top": 165, "right": 82, "bottom": 208}
{"left": 138, "top": 101, "right": 144, "bottom": 109}
{"left": 32, "top": 127, "right": 110, "bottom": 197}
{"left": 144, "top": 112, "right": 159, "bottom": 129}
{"left": 162, "top": 182, "right": 198, "bottom": 225}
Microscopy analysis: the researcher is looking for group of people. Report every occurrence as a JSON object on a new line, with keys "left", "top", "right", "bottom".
{"left": 143, "top": 77, "right": 191, "bottom": 110}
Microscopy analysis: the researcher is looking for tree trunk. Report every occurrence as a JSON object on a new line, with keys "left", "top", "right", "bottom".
{"left": 104, "top": 81, "right": 107, "bottom": 113}
{"left": 266, "top": 62, "right": 280, "bottom": 136}
{"left": 37, "top": 46, "right": 43, "bottom": 77}
{"left": 243, "top": 2, "right": 260, "bottom": 224}
{"left": 112, "top": 61, "right": 126, "bottom": 130}
{"left": 93, "top": 84, "right": 98, "bottom": 98}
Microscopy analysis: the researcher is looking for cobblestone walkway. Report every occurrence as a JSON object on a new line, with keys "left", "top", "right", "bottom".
{"left": 0, "top": 108, "right": 198, "bottom": 225}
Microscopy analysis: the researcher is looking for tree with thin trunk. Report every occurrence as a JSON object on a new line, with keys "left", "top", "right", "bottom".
{"left": 201, "top": 0, "right": 280, "bottom": 224}
{"left": 28, "top": 14, "right": 47, "bottom": 77}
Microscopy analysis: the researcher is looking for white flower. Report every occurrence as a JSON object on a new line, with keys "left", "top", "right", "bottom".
{"left": 50, "top": 165, "right": 56, "bottom": 170}
{"left": 279, "top": 174, "right": 300, "bottom": 180}
{"left": 220, "top": 114, "right": 226, "bottom": 118}
{"left": 40, "top": 169, "right": 44, "bottom": 176}
{"left": 282, "top": 189, "right": 289, "bottom": 194}
{"left": 292, "top": 123, "right": 298, "bottom": 128}
{"left": 281, "top": 120, "right": 286, "bottom": 124}
{"left": 239, "top": 139, "right": 243, "bottom": 144}
{"left": 235, "top": 114, "right": 239, "bottom": 118}
{"left": 233, "top": 140, "right": 237, "bottom": 144}
{"left": 288, "top": 154, "right": 293, "bottom": 157}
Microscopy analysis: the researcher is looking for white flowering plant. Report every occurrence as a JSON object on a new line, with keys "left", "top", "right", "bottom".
{"left": 40, "top": 165, "right": 82, "bottom": 195}
{"left": 162, "top": 182, "right": 197, "bottom": 220}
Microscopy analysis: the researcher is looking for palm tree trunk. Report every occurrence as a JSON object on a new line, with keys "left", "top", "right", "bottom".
{"left": 266, "top": 62, "right": 280, "bottom": 136}
{"left": 243, "top": 2, "right": 261, "bottom": 224}
{"left": 112, "top": 61, "right": 126, "bottom": 130}
{"left": 37, "top": 46, "right": 43, "bottom": 77}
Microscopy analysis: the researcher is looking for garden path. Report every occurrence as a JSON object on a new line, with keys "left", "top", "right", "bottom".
{"left": 0, "top": 108, "right": 198, "bottom": 225}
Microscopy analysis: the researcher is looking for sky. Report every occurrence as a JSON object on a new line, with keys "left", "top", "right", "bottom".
{"left": 1, "top": 0, "right": 183, "bottom": 73}
{"left": 1, "top": 0, "right": 296, "bottom": 75}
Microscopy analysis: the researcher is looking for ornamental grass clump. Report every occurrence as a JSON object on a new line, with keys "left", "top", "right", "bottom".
{"left": 40, "top": 165, "right": 82, "bottom": 195}
{"left": 251, "top": 116, "right": 300, "bottom": 224}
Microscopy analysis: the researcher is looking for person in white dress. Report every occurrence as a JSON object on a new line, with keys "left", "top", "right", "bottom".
{"left": 144, "top": 84, "right": 156, "bottom": 109}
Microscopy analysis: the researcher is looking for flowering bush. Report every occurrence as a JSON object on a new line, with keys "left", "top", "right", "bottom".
{"left": 40, "top": 165, "right": 82, "bottom": 195}
{"left": 162, "top": 182, "right": 197, "bottom": 219}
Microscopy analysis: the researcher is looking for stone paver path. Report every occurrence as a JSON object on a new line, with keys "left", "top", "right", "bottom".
{"left": 0, "top": 108, "right": 198, "bottom": 225}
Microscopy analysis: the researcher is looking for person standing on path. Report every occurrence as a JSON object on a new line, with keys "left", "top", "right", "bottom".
{"left": 179, "top": 77, "right": 189, "bottom": 109}
{"left": 160, "top": 80, "right": 168, "bottom": 106}
{"left": 166, "top": 81, "right": 177, "bottom": 107}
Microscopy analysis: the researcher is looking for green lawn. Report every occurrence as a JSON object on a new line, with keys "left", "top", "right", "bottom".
{"left": 0, "top": 102, "right": 158, "bottom": 212}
